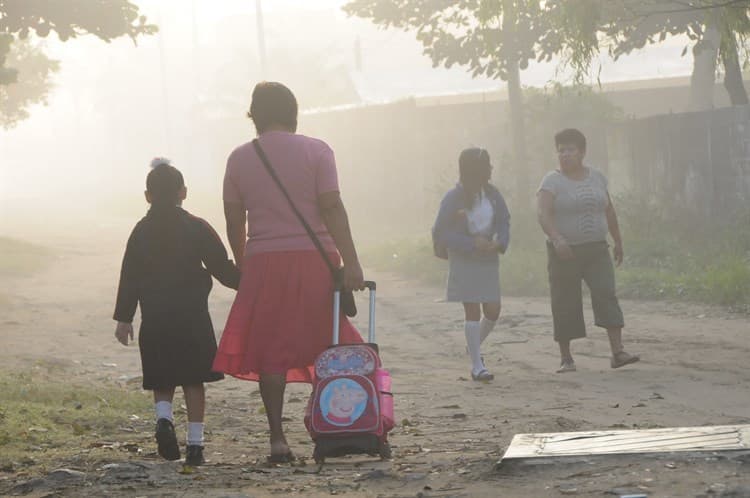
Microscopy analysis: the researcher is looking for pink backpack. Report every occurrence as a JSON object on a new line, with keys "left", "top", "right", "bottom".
{"left": 304, "top": 282, "right": 394, "bottom": 463}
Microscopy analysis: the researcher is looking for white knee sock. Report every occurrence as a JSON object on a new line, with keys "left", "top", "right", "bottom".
{"left": 464, "top": 320, "right": 484, "bottom": 374}
{"left": 480, "top": 317, "right": 497, "bottom": 344}
{"left": 155, "top": 401, "right": 173, "bottom": 422}
{"left": 187, "top": 422, "right": 204, "bottom": 446}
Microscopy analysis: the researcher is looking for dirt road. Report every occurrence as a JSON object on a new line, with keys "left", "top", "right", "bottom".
{"left": 1, "top": 233, "right": 749, "bottom": 497}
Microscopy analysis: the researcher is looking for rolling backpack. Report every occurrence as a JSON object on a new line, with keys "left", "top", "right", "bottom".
{"left": 305, "top": 281, "right": 395, "bottom": 463}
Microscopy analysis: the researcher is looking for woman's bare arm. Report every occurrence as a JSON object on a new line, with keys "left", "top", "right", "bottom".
{"left": 605, "top": 193, "right": 624, "bottom": 265}
{"left": 537, "top": 190, "right": 574, "bottom": 260}
{"left": 224, "top": 201, "right": 247, "bottom": 265}
{"left": 537, "top": 190, "right": 563, "bottom": 241}
{"left": 318, "top": 191, "right": 364, "bottom": 291}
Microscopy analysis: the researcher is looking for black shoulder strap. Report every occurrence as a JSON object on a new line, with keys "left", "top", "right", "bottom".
{"left": 252, "top": 139, "right": 341, "bottom": 284}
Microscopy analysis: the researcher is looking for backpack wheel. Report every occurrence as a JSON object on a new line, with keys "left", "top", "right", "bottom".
{"left": 378, "top": 441, "right": 392, "bottom": 460}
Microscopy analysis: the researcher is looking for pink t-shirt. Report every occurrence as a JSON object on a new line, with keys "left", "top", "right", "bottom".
{"left": 223, "top": 131, "right": 340, "bottom": 256}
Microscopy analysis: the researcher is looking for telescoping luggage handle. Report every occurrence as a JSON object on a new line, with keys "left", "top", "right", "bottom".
{"left": 333, "top": 281, "right": 376, "bottom": 345}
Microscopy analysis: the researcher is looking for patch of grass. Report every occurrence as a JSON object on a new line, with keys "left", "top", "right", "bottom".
{"left": 361, "top": 201, "right": 750, "bottom": 311}
{"left": 618, "top": 251, "right": 750, "bottom": 309}
{"left": 0, "top": 237, "right": 50, "bottom": 277}
{"left": 0, "top": 368, "right": 151, "bottom": 473}
{"left": 363, "top": 237, "right": 446, "bottom": 287}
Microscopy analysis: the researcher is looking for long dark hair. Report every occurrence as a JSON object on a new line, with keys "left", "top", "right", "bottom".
{"left": 145, "top": 161, "right": 185, "bottom": 263}
{"left": 458, "top": 147, "right": 492, "bottom": 209}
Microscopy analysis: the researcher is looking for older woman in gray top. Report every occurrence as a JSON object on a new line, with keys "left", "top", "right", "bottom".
{"left": 537, "top": 128, "right": 639, "bottom": 373}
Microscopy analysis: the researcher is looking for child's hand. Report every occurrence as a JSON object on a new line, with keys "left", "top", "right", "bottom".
{"left": 474, "top": 235, "right": 494, "bottom": 251}
{"left": 115, "top": 322, "right": 134, "bottom": 346}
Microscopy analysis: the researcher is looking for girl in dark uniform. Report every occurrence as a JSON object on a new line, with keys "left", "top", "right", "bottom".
{"left": 114, "top": 159, "right": 240, "bottom": 466}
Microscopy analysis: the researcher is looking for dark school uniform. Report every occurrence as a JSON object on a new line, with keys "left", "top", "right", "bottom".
{"left": 114, "top": 206, "right": 240, "bottom": 389}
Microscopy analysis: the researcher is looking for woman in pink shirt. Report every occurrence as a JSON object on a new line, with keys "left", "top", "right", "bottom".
{"left": 212, "top": 82, "right": 365, "bottom": 462}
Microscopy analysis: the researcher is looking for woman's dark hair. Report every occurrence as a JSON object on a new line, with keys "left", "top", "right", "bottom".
{"left": 458, "top": 147, "right": 492, "bottom": 208}
{"left": 247, "top": 81, "right": 298, "bottom": 134}
{"left": 146, "top": 162, "right": 184, "bottom": 207}
{"left": 554, "top": 128, "right": 587, "bottom": 152}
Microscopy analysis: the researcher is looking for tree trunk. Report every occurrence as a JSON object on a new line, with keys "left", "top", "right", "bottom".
{"left": 506, "top": 60, "right": 529, "bottom": 204}
{"left": 721, "top": 37, "right": 749, "bottom": 106}
{"left": 689, "top": 25, "right": 720, "bottom": 111}
{"left": 502, "top": 0, "right": 529, "bottom": 205}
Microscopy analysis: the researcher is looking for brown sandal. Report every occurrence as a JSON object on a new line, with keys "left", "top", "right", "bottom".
{"left": 611, "top": 351, "right": 640, "bottom": 369}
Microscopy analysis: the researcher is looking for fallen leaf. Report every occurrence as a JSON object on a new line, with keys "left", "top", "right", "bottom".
{"left": 179, "top": 465, "right": 195, "bottom": 475}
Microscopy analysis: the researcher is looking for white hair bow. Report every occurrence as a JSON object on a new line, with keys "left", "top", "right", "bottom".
{"left": 150, "top": 157, "right": 172, "bottom": 169}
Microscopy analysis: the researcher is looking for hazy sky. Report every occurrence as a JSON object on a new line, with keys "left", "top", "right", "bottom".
{"left": 1, "top": 0, "right": 694, "bottom": 224}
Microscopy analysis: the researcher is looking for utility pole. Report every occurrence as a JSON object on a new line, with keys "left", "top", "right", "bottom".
{"left": 256, "top": 0, "right": 267, "bottom": 77}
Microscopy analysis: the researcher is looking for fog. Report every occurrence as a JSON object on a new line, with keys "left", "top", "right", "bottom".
{"left": 0, "top": 0, "right": 694, "bottom": 243}
{"left": 3, "top": 5, "right": 750, "bottom": 495}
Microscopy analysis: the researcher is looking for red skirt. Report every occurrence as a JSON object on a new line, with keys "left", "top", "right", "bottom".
{"left": 212, "top": 250, "right": 363, "bottom": 383}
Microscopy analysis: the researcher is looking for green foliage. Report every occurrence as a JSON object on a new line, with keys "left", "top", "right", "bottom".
{"left": 0, "top": 0, "right": 155, "bottom": 43}
{"left": 524, "top": 83, "right": 623, "bottom": 124}
{"left": 522, "top": 83, "right": 623, "bottom": 176}
{"left": 342, "top": 0, "right": 594, "bottom": 198}
{"left": 594, "top": 0, "right": 749, "bottom": 61}
{"left": 612, "top": 192, "right": 750, "bottom": 310}
{"left": 0, "top": 38, "right": 59, "bottom": 128}
{"left": 544, "top": 1, "right": 750, "bottom": 87}
{"left": 362, "top": 195, "right": 750, "bottom": 310}
{"left": 345, "top": 0, "right": 750, "bottom": 90}
{"left": 0, "top": 34, "right": 18, "bottom": 84}
{"left": 536, "top": 0, "right": 602, "bottom": 81}
{"left": 344, "top": 0, "right": 561, "bottom": 81}
{"left": 0, "top": 368, "right": 150, "bottom": 468}
{"left": 0, "top": 0, "right": 155, "bottom": 126}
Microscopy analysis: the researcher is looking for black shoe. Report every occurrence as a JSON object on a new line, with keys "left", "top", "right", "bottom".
{"left": 185, "top": 445, "right": 205, "bottom": 466}
{"left": 155, "top": 418, "right": 181, "bottom": 461}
